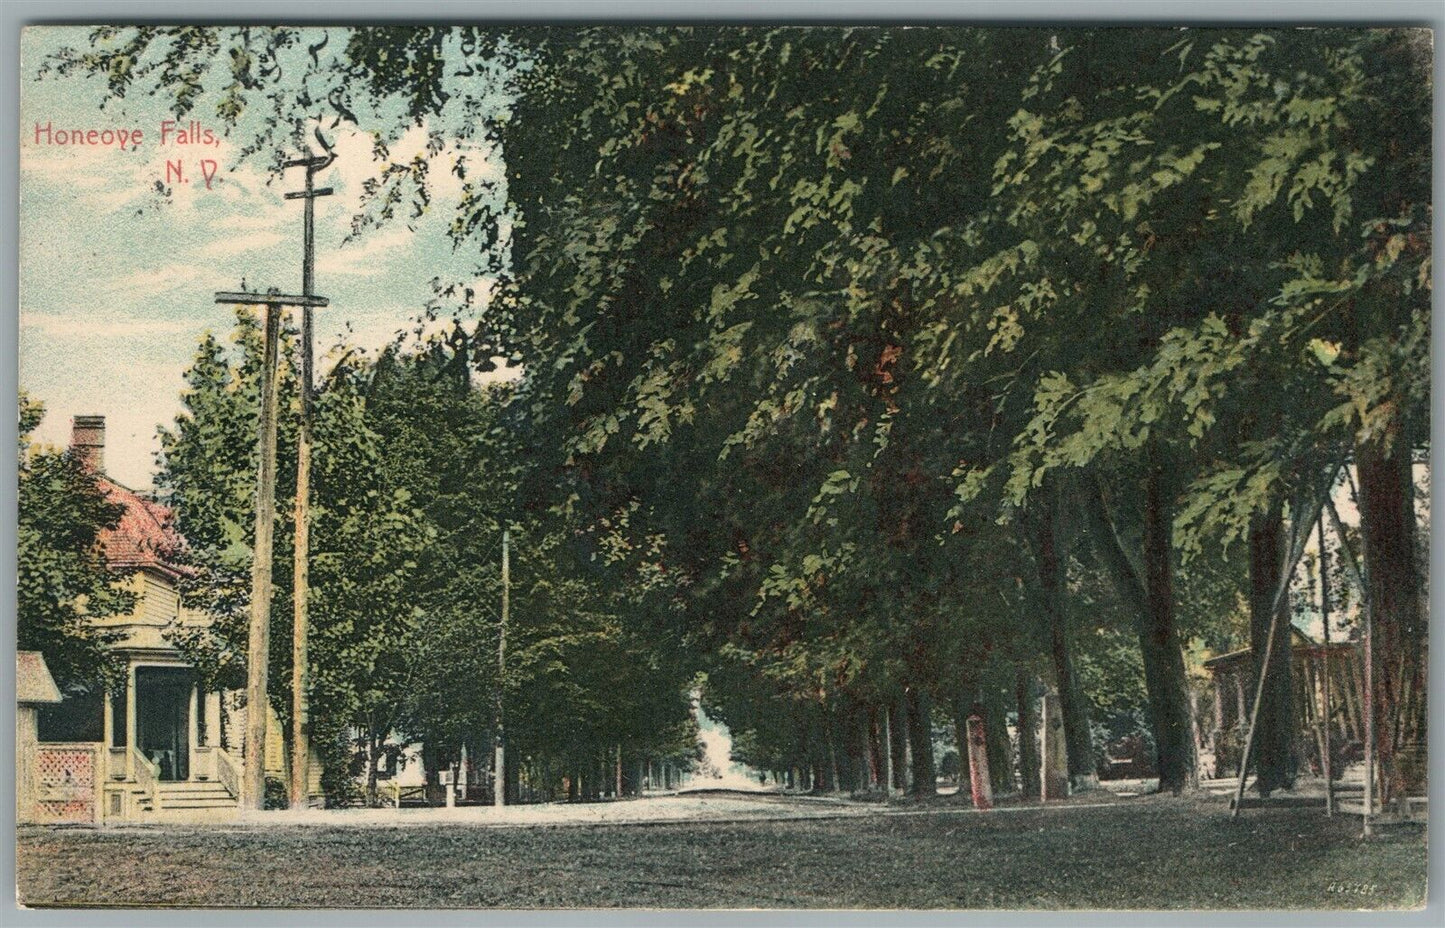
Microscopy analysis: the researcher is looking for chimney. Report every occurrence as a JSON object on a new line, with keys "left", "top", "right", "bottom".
{"left": 71, "top": 415, "right": 105, "bottom": 474}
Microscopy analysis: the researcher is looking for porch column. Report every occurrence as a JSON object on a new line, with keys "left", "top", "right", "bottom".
{"left": 102, "top": 686, "right": 114, "bottom": 748}
{"left": 188, "top": 684, "right": 200, "bottom": 778}
{"left": 125, "top": 663, "right": 137, "bottom": 780}
{"left": 205, "top": 691, "right": 222, "bottom": 748}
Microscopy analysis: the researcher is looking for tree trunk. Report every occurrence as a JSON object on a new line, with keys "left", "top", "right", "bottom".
{"left": 868, "top": 707, "right": 885, "bottom": 791}
{"left": 859, "top": 710, "right": 876, "bottom": 790}
{"left": 366, "top": 730, "right": 381, "bottom": 807}
{"left": 1089, "top": 467, "right": 1198, "bottom": 794}
{"left": 825, "top": 708, "right": 841, "bottom": 792}
{"left": 983, "top": 680, "right": 1014, "bottom": 796}
{"left": 1248, "top": 502, "right": 1297, "bottom": 795}
{"left": 1015, "top": 667, "right": 1041, "bottom": 800}
{"left": 952, "top": 692, "right": 971, "bottom": 788}
{"left": 887, "top": 702, "right": 908, "bottom": 792}
{"left": 1356, "top": 433, "right": 1427, "bottom": 802}
{"left": 1034, "top": 491, "right": 1099, "bottom": 789}
{"left": 905, "top": 685, "right": 936, "bottom": 797}
{"left": 505, "top": 749, "right": 520, "bottom": 804}
{"left": 1140, "top": 461, "right": 1199, "bottom": 794}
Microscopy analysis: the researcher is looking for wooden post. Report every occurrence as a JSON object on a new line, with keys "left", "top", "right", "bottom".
{"left": 1233, "top": 673, "right": 1247, "bottom": 742}
{"left": 1323, "top": 494, "right": 1371, "bottom": 835}
{"left": 102, "top": 685, "right": 114, "bottom": 750}
{"left": 286, "top": 150, "right": 333, "bottom": 812}
{"left": 125, "top": 663, "right": 137, "bottom": 781}
{"left": 245, "top": 302, "right": 281, "bottom": 812}
{"left": 615, "top": 744, "right": 623, "bottom": 799}
{"left": 289, "top": 315, "right": 312, "bottom": 807}
{"left": 494, "top": 528, "right": 509, "bottom": 807}
{"left": 1211, "top": 675, "right": 1226, "bottom": 777}
{"left": 966, "top": 714, "right": 993, "bottom": 811}
{"left": 188, "top": 684, "right": 200, "bottom": 777}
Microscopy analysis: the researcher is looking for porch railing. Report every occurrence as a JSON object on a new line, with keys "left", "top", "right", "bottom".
{"left": 131, "top": 748, "right": 162, "bottom": 811}
{"left": 107, "top": 746, "right": 127, "bottom": 781}
{"left": 193, "top": 745, "right": 215, "bottom": 781}
{"left": 215, "top": 747, "right": 242, "bottom": 801}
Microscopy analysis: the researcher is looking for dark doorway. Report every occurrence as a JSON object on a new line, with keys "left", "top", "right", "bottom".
{"left": 37, "top": 685, "right": 103, "bottom": 743}
{"left": 136, "top": 667, "right": 191, "bottom": 781}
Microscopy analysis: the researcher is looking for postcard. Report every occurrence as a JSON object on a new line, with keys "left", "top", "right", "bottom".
{"left": 15, "top": 22, "right": 1430, "bottom": 911}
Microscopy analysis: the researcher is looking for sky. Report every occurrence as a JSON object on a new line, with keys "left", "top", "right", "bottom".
{"left": 19, "top": 27, "right": 510, "bottom": 489}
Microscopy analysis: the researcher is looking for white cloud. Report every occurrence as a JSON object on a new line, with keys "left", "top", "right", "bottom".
{"left": 196, "top": 229, "right": 287, "bottom": 259}
{"left": 318, "top": 223, "right": 419, "bottom": 278}
{"left": 22, "top": 313, "right": 203, "bottom": 340}
{"left": 107, "top": 262, "right": 216, "bottom": 300}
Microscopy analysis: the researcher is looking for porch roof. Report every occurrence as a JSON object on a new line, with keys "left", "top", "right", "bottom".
{"left": 17, "top": 651, "right": 62, "bottom": 705}
{"left": 1202, "top": 629, "right": 1355, "bottom": 673}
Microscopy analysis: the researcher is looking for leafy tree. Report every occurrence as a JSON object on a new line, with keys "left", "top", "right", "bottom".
{"left": 17, "top": 394, "right": 136, "bottom": 688}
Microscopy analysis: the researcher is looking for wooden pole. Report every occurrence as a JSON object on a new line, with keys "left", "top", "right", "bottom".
{"left": 494, "top": 528, "right": 509, "bottom": 807}
{"left": 245, "top": 302, "right": 281, "bottom": 811}
{"left": 1230, "top": 487, "right": 1329, "bottom": 817}
{"left": 1321, "top": 494, "right": 1372, "bottom": 835}
{"left": 1317, "top": 516, "right": 1334, "bottom": 817}
{"left": 288, "top": 151, "right": 332, "bottom": 812}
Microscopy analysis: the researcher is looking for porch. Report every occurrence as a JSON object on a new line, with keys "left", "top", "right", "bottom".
{"left": 37, "top": 656, "right": 242, "bottom": 822}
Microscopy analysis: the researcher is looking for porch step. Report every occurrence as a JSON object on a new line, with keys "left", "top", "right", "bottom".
{"left": 156, "top": 781, "right": 237, "bottom": 809}
{"left": 158, "top": 779, "right": 232, "bottom": 792}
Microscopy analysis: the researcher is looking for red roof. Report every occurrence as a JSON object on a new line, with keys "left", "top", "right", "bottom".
{"left": 97, "top": 478, "right": 192, "bottom": 579}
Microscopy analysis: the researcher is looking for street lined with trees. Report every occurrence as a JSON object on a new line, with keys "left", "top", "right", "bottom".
{"left": 22, "top": 26, "right": 1429, "bottom": 812}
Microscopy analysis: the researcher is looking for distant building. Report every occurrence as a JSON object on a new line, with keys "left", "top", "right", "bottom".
{"left": 1202, "top": 628, "right": 1363, "bottom": 781}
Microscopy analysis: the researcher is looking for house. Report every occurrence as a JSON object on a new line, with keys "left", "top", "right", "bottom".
{"left": 31, "top": 415, "right": 319, "bottom": 822}
{"left": 1202, "top": 628, "right": 1363, "bottom": 780}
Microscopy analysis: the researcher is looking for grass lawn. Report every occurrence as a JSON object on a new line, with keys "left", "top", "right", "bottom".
{"left": 16, "top": 795, "right": 1427, "bottom": 910}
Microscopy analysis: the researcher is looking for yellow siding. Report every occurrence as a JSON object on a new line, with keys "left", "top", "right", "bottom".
{"left": 89, "top": 573, "right": 148, "bottom": 627}
{"left": 141, "top": 575, "right": 179, "bottom": 624}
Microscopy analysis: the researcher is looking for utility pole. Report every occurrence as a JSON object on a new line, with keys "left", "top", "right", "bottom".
{"left": 494, "top": 528, "right": 509, "bottom": 807}
{"left": 284, "top": 147, "right": 335, "bottom": 811}
{"left": 215, "top": 288, "right": 330, "bottom": 811}
{"left": 247, "top": 299, "right": 279, "bottom": 813}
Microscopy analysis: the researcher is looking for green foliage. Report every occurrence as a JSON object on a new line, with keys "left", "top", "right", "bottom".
{"left": 17, "top": 394, "right": 135, "bottom": 689}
